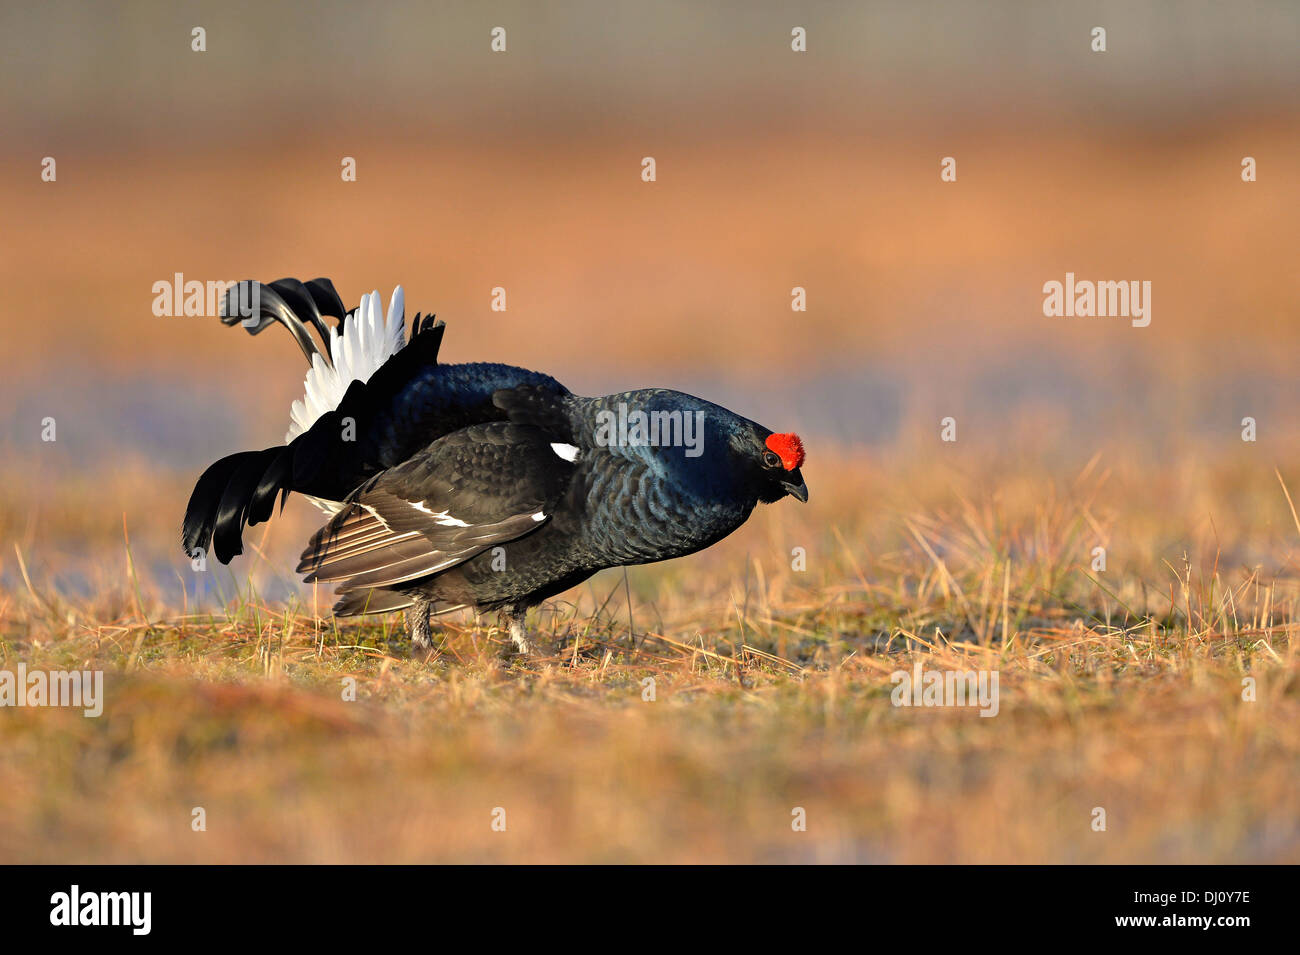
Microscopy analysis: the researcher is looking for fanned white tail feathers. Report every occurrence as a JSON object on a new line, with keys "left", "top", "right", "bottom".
{"left": 287, "top": 287, "right": 406, "bottom": 442}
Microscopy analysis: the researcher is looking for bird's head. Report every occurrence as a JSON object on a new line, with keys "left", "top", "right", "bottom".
{"left": 730, "top": 426, "right": 808, "bottom": 504}
{"left": 607, "top": 390, "right": 808, "bottom": 506}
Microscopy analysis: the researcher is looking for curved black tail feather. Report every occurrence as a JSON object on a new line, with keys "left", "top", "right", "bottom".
{"left": 182, "top": 448, "right": 282, "bottom": 563}
{"left": 218, "top": 277, "right": 349, "bottom": 366}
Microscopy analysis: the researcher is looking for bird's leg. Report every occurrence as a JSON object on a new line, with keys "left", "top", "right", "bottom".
{"left": 507, "top": 610, "right": 532, "bottom": 654}
{"left": 507, "top": 608, "right": 548, "bottom": 655}
{"left": 406, "top": 595, "right": 434, "bottom": 652}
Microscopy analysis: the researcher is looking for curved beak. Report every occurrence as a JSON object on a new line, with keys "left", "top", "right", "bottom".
{"left": 781, "top": 473, "right": 809, "bottom": 503}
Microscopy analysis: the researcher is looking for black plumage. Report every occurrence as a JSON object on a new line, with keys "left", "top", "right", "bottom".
{"left": 183, "top": 278, "right": 808, "bottom": 653}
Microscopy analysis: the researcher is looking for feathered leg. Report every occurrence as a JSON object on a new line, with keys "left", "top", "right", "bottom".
{"left": 507, "top": 608, "right": 549, "bottom": 655}
{"left": 406, "top": 596, "right": 434, "bottom": 652}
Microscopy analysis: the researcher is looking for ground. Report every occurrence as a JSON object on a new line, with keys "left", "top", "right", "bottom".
{"left": 3, "top": 447, "right": 1296, "bottom": 863}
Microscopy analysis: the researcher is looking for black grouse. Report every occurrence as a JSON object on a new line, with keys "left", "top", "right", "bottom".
{"left": 182, "top": 278, "right": 808, "bottom": 654}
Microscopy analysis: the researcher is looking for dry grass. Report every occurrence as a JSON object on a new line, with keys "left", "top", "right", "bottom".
{"left": 2, "top": 443, "right": 1298, "bottom": 863}
{"left": 3, "top": 8, "right": 1296, "bottom": 867}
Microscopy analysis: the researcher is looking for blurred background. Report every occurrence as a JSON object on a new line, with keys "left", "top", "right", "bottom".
{"left": 2, "top": 0, "right": 1300, "bottom": 867}
{"left": 0, "top": 0, "right": 1298, "bottom": 598}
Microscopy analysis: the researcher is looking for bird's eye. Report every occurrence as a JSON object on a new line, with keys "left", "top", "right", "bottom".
{"left": 762, "top": 451, "right": 781, "bottom": 469}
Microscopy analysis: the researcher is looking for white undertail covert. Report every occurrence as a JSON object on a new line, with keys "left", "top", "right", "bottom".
{"left": 288, "top": 287, "right": 406, "bottom": 514}
{"left": 287, "top": 287, "right": 406, "bottom": 442}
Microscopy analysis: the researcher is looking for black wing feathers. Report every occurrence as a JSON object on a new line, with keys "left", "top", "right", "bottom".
{"left": 492, "top": 382, "right": 577, "bottom": 440}
{"left": 297, "top": 422, "right": 575, "bottom": 604}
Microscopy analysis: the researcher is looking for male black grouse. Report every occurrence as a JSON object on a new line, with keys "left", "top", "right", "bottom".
{"left": 182, "top": 278, "right": 808, "bottom": 654}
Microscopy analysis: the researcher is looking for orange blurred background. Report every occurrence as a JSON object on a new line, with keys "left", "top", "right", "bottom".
{"left": 1, "top": 0, "right": 1298, "bottom": 593}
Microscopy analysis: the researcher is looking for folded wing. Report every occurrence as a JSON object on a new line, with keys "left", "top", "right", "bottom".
{"left": 297, "top": 422, "right": 575, "bottom": 605}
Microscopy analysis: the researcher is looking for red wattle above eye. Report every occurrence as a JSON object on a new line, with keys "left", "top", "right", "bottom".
{"left": 765, "top": 433, "right": 805, "bottom": 471}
